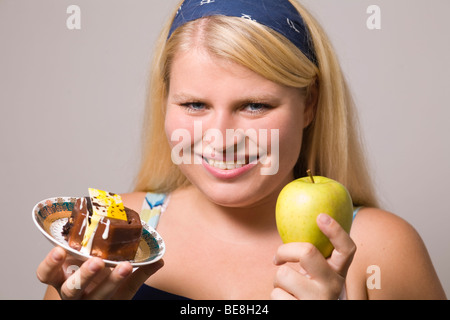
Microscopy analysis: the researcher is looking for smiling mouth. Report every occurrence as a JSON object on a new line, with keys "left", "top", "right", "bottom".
{"left": 202, "top": 155, "right": 259, "bottom": 170}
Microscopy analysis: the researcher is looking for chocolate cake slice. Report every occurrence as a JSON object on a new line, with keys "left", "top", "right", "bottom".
{"left": 62, "top": 195, "right": 142, "bottom": 261}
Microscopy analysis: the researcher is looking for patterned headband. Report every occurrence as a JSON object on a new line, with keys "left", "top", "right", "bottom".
{"left": 168, "top": 0, "right": 318, "bottom": 65}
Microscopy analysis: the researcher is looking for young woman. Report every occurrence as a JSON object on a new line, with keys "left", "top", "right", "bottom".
{"left": 37, "top": 0, "right": 446, "bottom": 300}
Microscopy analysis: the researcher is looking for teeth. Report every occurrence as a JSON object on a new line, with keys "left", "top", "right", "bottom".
{"left": 207, "top": 159, "right": 246, "bottom": 170}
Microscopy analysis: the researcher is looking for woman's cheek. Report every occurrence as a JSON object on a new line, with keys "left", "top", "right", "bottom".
{"left": 276, "top": 123, "right": 303, "bottom": 172}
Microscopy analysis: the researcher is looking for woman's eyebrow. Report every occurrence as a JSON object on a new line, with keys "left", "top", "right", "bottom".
{"left": 169, "top": 92, "right": 199, "bottom": 103}
{"left": 169, "top": 92, "right": 283, "bottom": 104}
{"left": 240, "top": 94, "right": 283, "bottom": 104}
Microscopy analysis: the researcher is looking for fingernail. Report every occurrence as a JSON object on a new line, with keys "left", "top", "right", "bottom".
{"left": 318, "top": 213, "right": 331, "bottom": 225}
{"left": 117, "top": 263, "right": 132, "bottom": 277}
{"left": 298, "top": 267, "right": 311, "bottom": 279}
{"left": 52, "top": 248, "right": 63, "bottom": 262}
{"left": 88, "top": 259, "right": 102, "bottom": 273}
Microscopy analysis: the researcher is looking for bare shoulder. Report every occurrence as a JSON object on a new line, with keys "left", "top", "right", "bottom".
{"left": 120, "top": 192, "right": 147, "bottom": 213}
{"left": 347, "top": 207, "right": 446, "bottom": 299}
{"left": 350, "top": 207, "right": 418, "bottom": 246}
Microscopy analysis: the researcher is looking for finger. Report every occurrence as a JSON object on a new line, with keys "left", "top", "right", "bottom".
{"left": 273, "top": 264, "right": 311, "bottom": 299}
{"left": 271, "top": 287, "right": 297, "bottom": 300}
{"left": 274, "top": 242, "right": 330, "bottom": 281}
{"left": 115, "top": 259, "right": 165, "bottom": 300}
{"left": 59, "top": 257, "right": 105, "bottom": 300}
{"left": 317, "top": 213, "right": 356, "bottom": 277}
{"left": 86, "top": 261, "right": 134, "bottom": 300}
{"left": 36, "top": 247, "right": 67, "bottom": 287}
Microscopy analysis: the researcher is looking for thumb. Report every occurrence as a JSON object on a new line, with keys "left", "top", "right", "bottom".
{"left": 317, "top": 214, "right": 356, "bottom": 277}
{"left": 116, "top": 259, "right": 164, "bottom": 299}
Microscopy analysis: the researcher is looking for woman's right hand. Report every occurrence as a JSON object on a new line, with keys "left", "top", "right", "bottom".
{"left": 36, "top": 246, "right": 163, "bottom": 300}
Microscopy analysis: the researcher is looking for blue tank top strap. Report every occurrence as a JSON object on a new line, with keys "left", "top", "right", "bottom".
{"left": 352, "top": 206, "right": 363, "bottom": 220}
{"left": 140, "top": 192, "right": 169, "bottom": 229}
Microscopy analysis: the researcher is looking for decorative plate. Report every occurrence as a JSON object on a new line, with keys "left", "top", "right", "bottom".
{"left": 32, "top": 197, "right": 165, "bottom": 267}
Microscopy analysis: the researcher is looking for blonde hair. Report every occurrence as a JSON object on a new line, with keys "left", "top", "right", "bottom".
{"left": 134, "top": 0, "right": 379, "bottom": 208}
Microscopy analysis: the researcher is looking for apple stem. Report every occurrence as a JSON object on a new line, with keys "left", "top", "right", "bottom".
{"left": 307, "top": 169, "right": 315, "bottom": 183}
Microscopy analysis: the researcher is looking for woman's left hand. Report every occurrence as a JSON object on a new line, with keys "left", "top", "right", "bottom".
{"left": 271, "top": 213, "right": 356, "bottom": 300}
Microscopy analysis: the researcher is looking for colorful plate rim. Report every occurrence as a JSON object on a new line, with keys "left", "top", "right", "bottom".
{"left": 32, "top": 196, "right": 165, "bottom": 267}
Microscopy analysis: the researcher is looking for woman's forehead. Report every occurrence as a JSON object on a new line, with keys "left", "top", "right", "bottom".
{"left": 168, "top": 49, "right": 298, "bottom": 98}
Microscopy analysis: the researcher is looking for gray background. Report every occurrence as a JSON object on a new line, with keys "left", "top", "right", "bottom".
{"left": 1, "top": 0, "right": 448, "bottom": 299}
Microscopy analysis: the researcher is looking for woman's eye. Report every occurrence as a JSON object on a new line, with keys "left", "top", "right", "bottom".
{"left": 181, "top": 102, "right": 206, "bottom": 112}
{"left": 244, "top": 103, "right": 272, "bottom": 114}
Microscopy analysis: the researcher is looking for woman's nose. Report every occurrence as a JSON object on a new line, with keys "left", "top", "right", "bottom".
{"left": 202, "top": 109, "right": 246, "bottom": 157}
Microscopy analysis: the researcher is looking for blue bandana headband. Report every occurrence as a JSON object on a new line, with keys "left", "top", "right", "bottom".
{"left": 168, "top": 0, "right": 317, "bottom": 65}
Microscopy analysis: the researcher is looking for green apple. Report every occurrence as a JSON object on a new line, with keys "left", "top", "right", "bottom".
{"left": 275, "top": 171, "right": 353, "bottom": 258}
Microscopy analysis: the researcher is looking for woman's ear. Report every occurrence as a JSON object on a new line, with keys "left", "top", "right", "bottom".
{"left": 303, "top": 79, "right": 318, "bottom": 129}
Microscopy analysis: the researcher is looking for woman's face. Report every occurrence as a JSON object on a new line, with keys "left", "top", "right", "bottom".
{"left": 165, "top": 48, "right": 311, "bottom": 208}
